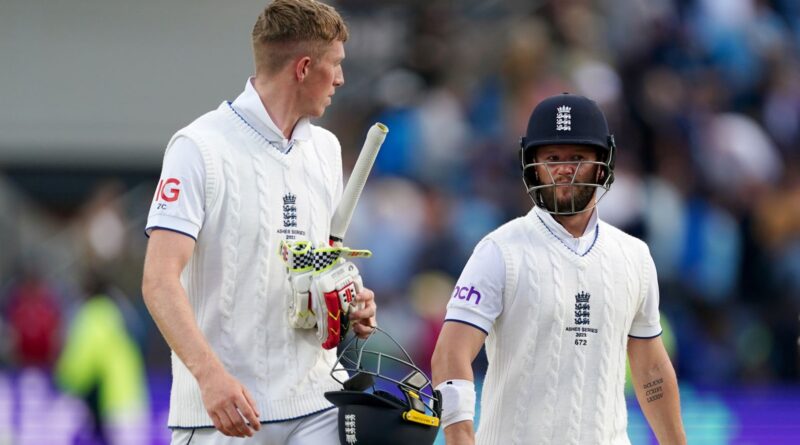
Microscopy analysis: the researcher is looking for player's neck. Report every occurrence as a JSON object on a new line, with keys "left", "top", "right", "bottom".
{"left": 553, "top": 208, "right": 593, "bottom": 238}
{"left": 252, "top": 76, "right": 302, "bottom": 140}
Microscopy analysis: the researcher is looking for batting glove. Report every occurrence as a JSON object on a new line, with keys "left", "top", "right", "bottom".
{"left": 280, "top": 241, "right": 372, "bottom": 349}
{"left": 310, "top": 258, "right": 364, "bottom": 349}
{"left": 279, "top": 240, "right": 317, "bottom": 329}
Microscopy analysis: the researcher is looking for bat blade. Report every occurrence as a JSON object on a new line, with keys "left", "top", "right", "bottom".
{"left": 329, "top": 122, "right": 388, "bottom": 246}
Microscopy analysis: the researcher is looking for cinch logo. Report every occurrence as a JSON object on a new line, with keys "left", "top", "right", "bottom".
{"left": 154, "top": 178, "right": 181, "bottom": 203}
{"left": 452, "top": 286, "right": 481, "bottom": 304}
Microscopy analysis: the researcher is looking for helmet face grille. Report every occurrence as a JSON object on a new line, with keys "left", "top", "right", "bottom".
{"left": 330, "top": 328, "right": 434, "bottom": 399}
{"left": 521, "top": 159, "right": 613, "bottom": 215}
{"left": 518, "top": 93, "right": 616, "bottom": 214}
{"left": 325, "top": 327, "right": 441, "bottom": 445}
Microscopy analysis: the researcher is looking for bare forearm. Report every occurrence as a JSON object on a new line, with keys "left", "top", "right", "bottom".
{"left": 444, "top": 421, "right": 475, "bottom": 444}
{"left": 632, "top": 360, "right": 686, "bottom": 444}
{"left": 142, "top": 232, "right": 262, "bottom": 437}
{"left": 432, "top": 350, "right": 476, "bottom": 444}
{"left": 143, "top": 279, "right": 222, "bottom": 380}
{"left": 432, "top": 348, "right": 475, "bottom": 387}
{"left": 431, "top": 323, "right": 486, "bottom": 445}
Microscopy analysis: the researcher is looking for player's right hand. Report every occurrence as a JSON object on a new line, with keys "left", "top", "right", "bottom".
{"left": 197, "top": 364, "right": 261, "bottom": 437}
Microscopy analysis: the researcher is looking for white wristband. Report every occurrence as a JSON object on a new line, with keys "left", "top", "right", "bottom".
{"left": 435, "top": 379, "right": 476, "bottom": 429}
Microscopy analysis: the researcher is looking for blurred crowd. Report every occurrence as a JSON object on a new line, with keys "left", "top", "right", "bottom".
{"left": 332, "top": 0, "right": 800, "bottom": 385}
{"left": 0, "top": 4, "right": 799, "bottom": 440}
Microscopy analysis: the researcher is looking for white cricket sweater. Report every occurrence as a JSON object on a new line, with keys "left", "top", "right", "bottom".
{"left": 475, "top": 211, "right": 657, "bottom": 445}
{"left": 164, "top": 101, "right": 344, "bottom": 427}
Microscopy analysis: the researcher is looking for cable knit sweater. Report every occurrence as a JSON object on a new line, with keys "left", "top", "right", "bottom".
{"left": 165, "top": 102, "right": 344, "bottom": 427}
{"left": 475, "top": 212, "right": 655, "bottom": 445}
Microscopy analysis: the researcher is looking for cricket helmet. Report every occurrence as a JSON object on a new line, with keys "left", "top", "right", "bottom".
{"left": 325, "top": 327, "right": 441, "bottom": 445}
{"left": 519, "top": 93, "right": 616, "bottom": 215}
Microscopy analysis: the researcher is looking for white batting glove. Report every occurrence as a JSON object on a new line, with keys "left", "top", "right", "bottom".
{"left": 280, "top": 241, "right": 372, "bottom": 344}
{"left": 279, "top": 241, "right": 317, "bottom": 329}
{"left": 310, "top": 259, "right": 364, "bottom": 350}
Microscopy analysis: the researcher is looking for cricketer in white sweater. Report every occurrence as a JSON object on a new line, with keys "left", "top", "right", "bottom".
{"left": 443, "top": 206, "right": 660, "bottom": 444}
{"left": 432, "top": 93, "right": 685, "bottom": 445}
{"left": 145, "top": 79, "right": 344, "bottom": 428}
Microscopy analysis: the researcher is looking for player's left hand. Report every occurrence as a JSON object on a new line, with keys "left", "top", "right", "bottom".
{"left": 350, "top": 287, "right": 376, "bottom": 338}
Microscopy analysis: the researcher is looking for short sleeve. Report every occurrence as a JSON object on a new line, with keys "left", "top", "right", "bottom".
{"left": 145, "top": 137, "right": 206, "bottom": 240}
{"left": 628, "top": 250, "right": 663, "bottom": 338}
{"left": 444, "top": 239, "right": 506, "bottom": 335}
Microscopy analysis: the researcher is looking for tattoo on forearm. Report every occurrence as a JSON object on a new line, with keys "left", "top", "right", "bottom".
{"left": 643, "top": 378, "right": 664, "bottom": 403}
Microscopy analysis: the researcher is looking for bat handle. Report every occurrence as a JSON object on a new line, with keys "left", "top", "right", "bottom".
{"left": 352, "top": 273, "right": 365, "bottom": 314}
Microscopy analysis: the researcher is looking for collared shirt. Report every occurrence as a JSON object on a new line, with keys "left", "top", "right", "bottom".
{"left": 230, "top": 77, "right": 311, "bottom": 154}
{"left": 145, "top": 78, "right": 313, "bottom": 238}
{"left": 145, "top": 81, "right": 346, "bottom": 426}
{"left": 532, "top": 205, "right": 598, "bottom": 257}
{"left": 444, "top": 204, "right": 661, "bottom": 338}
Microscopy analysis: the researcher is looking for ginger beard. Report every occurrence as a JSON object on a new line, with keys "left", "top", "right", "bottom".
{"left": 536, "top": 163, "right": 600, "bottom": 214}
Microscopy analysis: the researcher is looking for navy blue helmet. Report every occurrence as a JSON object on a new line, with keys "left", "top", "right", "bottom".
{"left": 519, "top": 93, "right": 616, "bottom": 214}
{"left": 325, "top": 327, "right": 441, "bottom": 445}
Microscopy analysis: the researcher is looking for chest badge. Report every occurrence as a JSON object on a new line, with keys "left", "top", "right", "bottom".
{"left": 278, "top": 192, "right": 306, "bottom": 240}
{"left": 574, "top": 291, "right": 591, "bottom": 325}
{"left": 566, "top": 291, "right": 596, "bottom": 346}
{"left": 283, "top": 192, "right": 298, "bottom": 228}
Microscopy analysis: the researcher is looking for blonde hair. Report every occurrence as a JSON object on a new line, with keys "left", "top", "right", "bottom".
{"left": 252, "top": 0, "right": 349, "bottom": 75}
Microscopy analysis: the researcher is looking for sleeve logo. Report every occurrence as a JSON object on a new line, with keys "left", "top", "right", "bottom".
{"left": 153, "top": 178, "right": 181, "bottom": 210}
{"left": 452, "top": 286, "right": 481, "bottom": 305}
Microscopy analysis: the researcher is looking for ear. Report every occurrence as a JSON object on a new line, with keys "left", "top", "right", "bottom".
{"left": 294, "top": 56, "right": 312, "bottom": 81}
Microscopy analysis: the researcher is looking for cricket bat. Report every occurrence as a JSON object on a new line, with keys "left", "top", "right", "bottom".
{"left": 329, "top": 122, "right": 388, "bottom": 246}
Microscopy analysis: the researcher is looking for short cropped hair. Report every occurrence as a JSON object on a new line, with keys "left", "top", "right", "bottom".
{"left": 252, "top": 0, "right": 349, "bottom": 75}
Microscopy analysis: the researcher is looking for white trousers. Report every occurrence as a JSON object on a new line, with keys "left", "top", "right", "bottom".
{"left": 170, "top": 408, "right": 338, "bottom": 445}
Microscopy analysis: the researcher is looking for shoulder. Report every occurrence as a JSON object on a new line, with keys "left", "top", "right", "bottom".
{"left": 309, "top": 124, "right": 341, "bottom": 148}
{"left": 308, "top": 124, "right": 342, "bottom": 173}
{"left": 166, "top": 104, "right": 234, "bottom": 171}
{"left": 173, "top": 102, "right": 231, "bottom": 142}
{"left": 160, "top": 136, "right": 206, "bottom": 178}
{"left": 478, "top": 217, "right": 529, "bottom": 276}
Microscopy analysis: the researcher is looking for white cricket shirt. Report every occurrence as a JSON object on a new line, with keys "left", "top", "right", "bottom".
{"left": 146, "top": 78, "right": 312, "bottom": 238}
{"left": 444, "top": 205, "right": 663, "bottom": 444}
{"left": 446, "top": 205, "right": 660, "bottom": 338}
{"left": 144, "top": 78, "right": 345, "bottom": 427}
